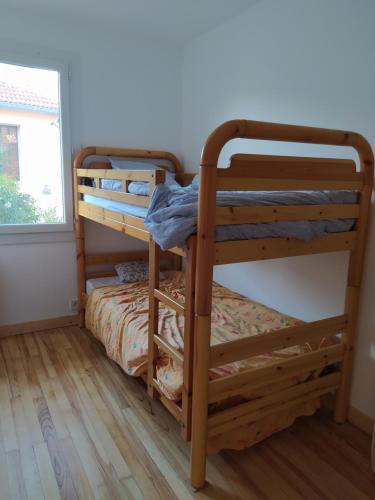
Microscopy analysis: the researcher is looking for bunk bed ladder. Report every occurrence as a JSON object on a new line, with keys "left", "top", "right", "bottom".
{"left": 147, "top": 237, "right": 196, "bottom": 440}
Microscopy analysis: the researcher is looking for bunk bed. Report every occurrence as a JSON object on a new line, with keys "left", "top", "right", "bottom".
{"left": 73, "top": 119, "right": 373, "bottom": 490}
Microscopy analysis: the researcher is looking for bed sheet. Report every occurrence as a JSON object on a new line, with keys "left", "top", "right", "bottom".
{"left": 85, "top": 271, "right": 320, "bottom": 401}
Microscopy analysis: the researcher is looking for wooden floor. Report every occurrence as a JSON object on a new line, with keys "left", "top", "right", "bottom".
{"left": 0, "top": 327, "right": 374, "bottom": 500}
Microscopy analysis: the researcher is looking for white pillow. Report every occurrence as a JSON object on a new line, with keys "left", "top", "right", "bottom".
{"left": 100, "top": 160, "right": 180, "bottom": 194}
{"left": 110, "top": 159, "right": 160, "bottom": 171}
{"left": 101, "top": 160, "right": 161, "bottom": 191}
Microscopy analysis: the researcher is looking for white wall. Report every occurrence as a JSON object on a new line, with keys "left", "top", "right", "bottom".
{"left": 0, "top": 7, "right": 182, "bottom": 325}
{"left": 181, "top": 0, "right": 375, "bottom": 418}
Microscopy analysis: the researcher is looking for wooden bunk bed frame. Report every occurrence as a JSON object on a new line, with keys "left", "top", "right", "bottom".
{"left": 73, "top": 119, "right": 373, "bottom": 491}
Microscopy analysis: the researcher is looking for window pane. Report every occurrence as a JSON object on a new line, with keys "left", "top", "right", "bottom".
{"left": 0, "top": 62, "right": 64, "bottom": 225}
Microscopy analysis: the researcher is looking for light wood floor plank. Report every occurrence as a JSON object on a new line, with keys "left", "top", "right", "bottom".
{"left": 6, "top": 449, "right": 27, "bottom": 500}
{"left": 0, "top": 326, "right": 373, "bottom": 500}
{"left": 34, "top": 441, "right": 61, "bottom": 500}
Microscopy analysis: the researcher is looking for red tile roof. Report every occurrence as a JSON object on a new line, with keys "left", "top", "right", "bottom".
{"left": 0, "top": 80, "right": 58, "bottom": 112}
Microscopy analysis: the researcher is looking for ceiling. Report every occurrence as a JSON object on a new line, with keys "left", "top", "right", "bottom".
{"left": 3, "top": 0, "right": 257, "bottom": 44}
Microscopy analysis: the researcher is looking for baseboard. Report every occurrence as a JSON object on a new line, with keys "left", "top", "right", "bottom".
{"left": 0, "top": 315, "right": 79, "bottom": 338}
{"left": 322, "top": 393, "right": 374, "bottom": 436}
{"left": 348, "top": 405, "right": 374, "bottom": 436}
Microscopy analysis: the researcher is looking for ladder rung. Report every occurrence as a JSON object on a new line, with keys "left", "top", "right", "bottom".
{"left": 154, "top": 289, "right": 185, "bottom": 315}
{"left": 152, "top": 379, "right": 183, "bottom": 422}
{"left": 153, "top": 335, "right": 184, "bottom": 363}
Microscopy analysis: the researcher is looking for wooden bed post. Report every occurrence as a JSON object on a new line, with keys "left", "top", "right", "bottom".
{"left": 334, "top": 136, "right": 374, "bottom": 422}
{"left": 73, "top": 148, "right": 95, "bottom": 328}
{"left": 75, "top": 215, "right": 86, "bottom": 327}
{"left": 148, "top": 239, "right": 160, "bottom": 399}
{"left": 181, "top": 236, "right": 197, "bottom": 441}
{"left": 190, "top": 121, "right": 249, "bottom": 490}
{"left": 190, "top": 167, "right": 218, "bottom": 489}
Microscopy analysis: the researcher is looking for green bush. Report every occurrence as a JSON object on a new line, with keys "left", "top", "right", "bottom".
{"left": 0, "top": 174, "right": 40, "bottom": 224}
{"left": 39, "top": 205, "right": 62, "bottom": 224}
{"left": 0, "top": 175, "right": 62, "bottom": 224}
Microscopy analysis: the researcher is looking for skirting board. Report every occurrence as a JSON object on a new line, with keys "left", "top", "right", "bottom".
{"left": 322, "top": 393, "right": 374, "bottom": 436}
{"left": 0, "top": 315, "right": 79, "bottom": 338}
{"left": 348, "top": 405, "right": 374, "bottom": 436}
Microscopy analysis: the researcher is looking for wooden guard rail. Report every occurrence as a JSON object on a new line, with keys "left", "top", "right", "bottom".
{"left": 76, "top": 167, "right": 165, "bottom": 208}
{"left": 208, "top": 343, "right": 344, "bottom": 404}
{"left": 207, "top": 372, "right": 341, "bottom": 438}
{"left": 209, "top": 314, "right": 347, "bottom": 368}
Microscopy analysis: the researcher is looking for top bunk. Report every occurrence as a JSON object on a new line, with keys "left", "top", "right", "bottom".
{"left": 73, "top": 120, "right": 374, "bottom": 265}
{"left": 73, "top": 146, "right": 191, "bottom": 256}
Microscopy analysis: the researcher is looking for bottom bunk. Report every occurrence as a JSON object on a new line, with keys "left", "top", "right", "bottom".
{"left": 83, "top": 270, "right": 340, "bottom": 452}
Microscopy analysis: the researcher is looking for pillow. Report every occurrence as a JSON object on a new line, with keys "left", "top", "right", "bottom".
{"left": 114, "top": 261, "right": 166, "bottom": 283}
{"left": 102, "top": 158, "right": 161, "bottom": 191}
{"left": 101, "top": 159, "right": 163, "bottom": 192}
{"left": 128, "top": 171, "right": 181, "bottom": 196}
{"left": 110, "top": 159, "right": 160, "bottom": 171}
{"left": 100, "top": 160, "right": 180, "bottom": 194}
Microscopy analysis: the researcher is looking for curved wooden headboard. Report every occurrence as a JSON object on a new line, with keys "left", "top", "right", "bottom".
{"left": 73, "top": 146, "right": 183, "bottom": 173}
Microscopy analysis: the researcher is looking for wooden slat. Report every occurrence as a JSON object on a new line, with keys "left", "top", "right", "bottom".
{"left": 86, "top": 251, "right": 149, "bottom": 266}
{"left": 85, "top": 271, "right": 118, "bottom": 280}
{"left": 168, "top": 246, "right": 186, "bottom": 257}
{"left": 86, "top": 251, "right": 175, "bottom": 268}
{"left": 78, "top": 185, "right": 150, "bottom": 208}
{"left": 78, "top": 201, "right": 150, "bottom": 242}
{"left": 79, "top": 200, "right": 145, "bottom": 229}
{"left": 208, "top": 372, "right": 341, "bottom": 436}
{"left": 216, "top": 174, "right": 363, "bottom": 191}
{"left": 152, "top": 380, "right": 183, "bottom": 422}
{"left": 79, "top": 201, "right": 185, "bottom": 257}
{"left": 215, "top": 204, "right": 360, "bottom": 225}
{"left": 77, "top": 167, "right": 162, "bottom": 182}
{"left": 153, "top": 335, "right": 183, "bottom": 364}
{"left": 214, "top": 232, "right": 356, "bottom": 265}
{"left": 208, "top": 374, "right": 340, "bottom": 438}
{"left": 226, "top": 154, "right": 357, "bottom": 176}
{"left": 210, "top": 315, "right": 347, "bottom": 368}
{"left": 208, "top": 344, "right": 344, "bottom": 404}
{"left": 154, "top": 289, "right": 185, "bottom": 315}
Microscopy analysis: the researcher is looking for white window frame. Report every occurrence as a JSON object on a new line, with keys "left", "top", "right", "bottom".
{"left": 0, "top": 50, "right": 73, "bottom": 236}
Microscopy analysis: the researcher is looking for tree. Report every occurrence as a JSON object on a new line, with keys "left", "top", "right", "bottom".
{"left": 0, "top": 174, "right": 62, "bottom": 224}
{"left": 0, "top": 174, "right": 40, "bottom": 224}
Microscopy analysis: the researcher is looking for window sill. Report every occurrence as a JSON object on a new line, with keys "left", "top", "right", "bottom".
{"left": 0, "top": 230, "right": 76, "bottom": 246}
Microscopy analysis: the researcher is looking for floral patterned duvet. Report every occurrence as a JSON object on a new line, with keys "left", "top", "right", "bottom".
{"left": 86, "top": 271, "right": 309, "bottom": 401}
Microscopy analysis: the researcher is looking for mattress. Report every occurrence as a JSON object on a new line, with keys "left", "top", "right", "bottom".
{"left": 86, "top": 276, "right": 122, "bottom": 295}
{"left": 83, "top": 194, "right": 148, "bottom": 218}
{"left": 84, "top": 187, "right": 356, "bottom": 250}
{"left": 85, "top": 271, "right": 321, "bottom": 402}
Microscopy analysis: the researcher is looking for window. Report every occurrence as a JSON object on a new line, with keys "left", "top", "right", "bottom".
{"left": 0, "top": 57, "right": 72, "bottom": 234}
